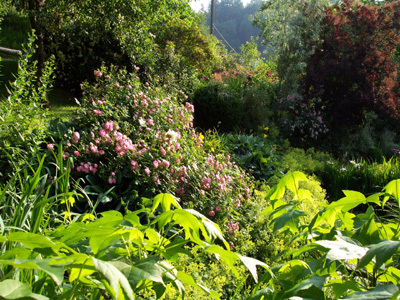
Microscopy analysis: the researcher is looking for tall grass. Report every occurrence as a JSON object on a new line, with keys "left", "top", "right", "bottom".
{"left": 320, "top": 156, "right": 400, "bottom": 201}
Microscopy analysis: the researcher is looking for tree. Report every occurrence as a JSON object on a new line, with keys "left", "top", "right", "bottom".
{"left": 302, "top": 0, "right": 400, "bottom": 131}
{"left": 252, "top": 0, "right": 330, "bottom": 96}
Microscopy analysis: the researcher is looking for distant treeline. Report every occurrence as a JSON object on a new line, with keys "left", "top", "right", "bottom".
{"left": 201, "top": 0, "right": 265, "bottom": 54}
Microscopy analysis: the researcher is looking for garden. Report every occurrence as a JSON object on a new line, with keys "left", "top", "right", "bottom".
{"left": 1, "top": 0, "right": 400, "bottom": 299}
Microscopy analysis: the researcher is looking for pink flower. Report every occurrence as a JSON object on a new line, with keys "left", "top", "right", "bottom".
{"left": 94, "top": 70, "right": 103, "bottom": 77}
{"left": 144, "top": 168, "right": 151, "bottom": 175}
{"left": 153, "top": 160, "right": 159, "bottom": 169}
{"left": 216, "top": 206, "right": 221, "bottom": 212}
{"left": 73, "top": 132, "right": 80, "bottom": 144}
{"left": 162, "top": 159, "right": 170, "bottom": 168}
{"left": 160, "top": 146, "right": 167, "bottom": 156}
{"left": 47, "top": 144, "right": 54, "bottom": 150}
{"left": 208, "top": 211, "right": 215, "bottom": 217}
{"left": 74, "top": 151, "right": 80, "bottom": 157}
{"left": 62, "top": 152, "right": 69, "bottom": 159}
{"left": 100, "top": 129, "right": 107, "bottom": 137}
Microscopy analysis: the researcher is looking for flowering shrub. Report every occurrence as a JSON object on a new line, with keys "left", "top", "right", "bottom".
{"left": 279, "top": 94, "right": 328, "bottom": 147}
{"left": 50, "top": 67, "right": 252, "bottom": 237}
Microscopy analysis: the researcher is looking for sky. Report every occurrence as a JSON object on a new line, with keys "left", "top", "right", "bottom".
{"left": 190, "top": 0, "right": 252, "bottom": 12}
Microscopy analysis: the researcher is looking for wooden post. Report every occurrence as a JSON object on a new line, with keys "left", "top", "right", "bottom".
{"left": 210, "top": 0, "right": 215, "bottom": 35}
{"left": 0, "top": 47, "right": 22, "bottom": 57}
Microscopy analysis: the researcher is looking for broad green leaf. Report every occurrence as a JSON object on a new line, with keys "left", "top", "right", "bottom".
{"left": 163, "top": 239, "right": 191, "bottom": 262}
{"left": 92, "top": 257, "right": 134, "bottom": 300}
{"left": 357, "top": 240, "right": 400, "bottom": 272}
{"left": 378, "top": 267, "right": 400, "bottom": 285}
{"left": 285, "top": 274, "right": 327, "bottom": 299}
{"left": 7, "top": 232, "right": 56, "bottom": 250}
{"left": 383, "top": 179, "right": 400, "bottom": 208}
{"left": 353, "top": 212, "right": 381, "bottom": 245}
{"left": 328, "top": 190, "right": 367, "bottom": 212}
{"left": 315, "top": 238, "right": 367, "bottom": 261}
{"left": 171, "top": 209, "right": 204, "bottom": 245}
{"left": 247, "top": 287, "right": 274, "bottom": 300}
{"left": 0, "top": 279, "right": 48, "bottom": 300}
{"left": 50, "top": 253, "right": 96, "bottom": 283}
{"left": 186, "top": 209, "right": 228, "bottom": 248}
{"left": 0, "top": 259, "right": 64, "bottom": 285}
{"left": 264, "top": 171, "right": 307, "bottom": 201}
{"left": 176, "top": 271, "right": 219, "bottom": 299}
{"left": 151, "top": 193, "right": 181, "bottom": 213}
{"left": 89, "top": 227, "right": 127, "bottom": 255}
{"left": 205, "top": 244, "right": 240, "bottom": 277}
{"left": 343, "top": 283, "right": 398, "bottom": 299}
{"left": 127, "top": 256, "right": 166, "bottom": 290}
{"left": 272, "top": 209, "right": 306, "bottom": 232}
{"left": 238, "top": 254, "right": 271, "bottom": 283}
{"left": 325, "top": 280, "right": 361, "bottom": 299}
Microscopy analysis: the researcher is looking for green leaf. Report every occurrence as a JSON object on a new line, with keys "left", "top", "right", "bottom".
{"left": 342, "top": 284, "right": 398, "bottom": 299}
{"left": 325, "top": 280, "right": 361, "bottom": 299}
{"left": 238, "top": 254, "right": 271, "bottom": 283}
{"left": 176, "top": 271, "right": 219, "bottom": 299}
{"left": 151, "top": 193, "right": 181, "bottom": 213}
{"left": 328, "top": 190, "right": 367, "bottom": 212}
{"left": 7, "top": 232, "right": 56, "bottom": 250}
{"left": 272, "top": 209, "right": 306, "bottom": 232}
{"left": 315, "top": 238, "right": 367, "bottom": 261}
{"left": 0, "top": 279, "right": 49, "bottom": 300}
{"left": 92, "top": 257, "right": 134, "bottom": 300}
{"left": 247, "top": 287, "right": 274, "bottom": 300}
{"left": 0, "top": 259, "right": 64, "bottom": 285}
{"left": 265, "top": 171, "right": 307, "bottom": 201}
{"left": 186, "top": 209, "right": 228, "bottom": 248}
{"left": 285, "top": 274, "right": 327, "bottom": 299}
{"left": 383, "top": 179, "right": 400, "bottom": 208}
{"left": 357, "top": 240, "right": 400, "bottom": 272}
{"left": 205, "top": 245, "right": 240, "bottom": 277}
{"left": 127, "top": 256, "right": 165, "bottom": 290}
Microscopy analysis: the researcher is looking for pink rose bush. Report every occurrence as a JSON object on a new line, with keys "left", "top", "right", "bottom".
{"left": 52, "top": 67, "right": 252, "bottom": 236}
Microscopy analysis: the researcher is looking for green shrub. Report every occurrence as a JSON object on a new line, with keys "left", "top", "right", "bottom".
{"left": 281, "top": 147, "right": 332, "bottom": 176}
{"left": 191, "top": 65, "right": 280, "bottom": 133}
{"left": 0, "top": 7, "right": 30, "bottom": 50}
{"left": 48, "top": 67, "right": 253, "bottom": 242}
{"left": 222, "top": 133, "right": 282, "bottom": 182}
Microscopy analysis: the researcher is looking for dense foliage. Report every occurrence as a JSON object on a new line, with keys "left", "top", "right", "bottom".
{"left": 2, "top": 0, "right": 400, "bottom": 299}
{"left": 302, "top": 0, "right": 400, "bottom": 131}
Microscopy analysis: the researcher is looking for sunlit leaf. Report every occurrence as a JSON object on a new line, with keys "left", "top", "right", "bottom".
{"left": 238, "top": 254, "right": 271, "bottom": 283}
{"left": 272, "top": 209, "right": 306, "bottom": 232}
{"left": 383, "top": 179, "right": 400, "bottom": 208}
{"left": 325, "top": 279, "right": 361, "bottom": 299}
{"left": 315, "top": 238, "right": 367, "bottom": 261}
{"left": 92, "top": 257, "right": 134, "bottom": 300}
{"left": 0, "top": 259, "right": 64, "bottom": 285}
{"left": 126, "top": 256, "right": 166, "bottom": 290}
{"left": 0, "top": 279, "right": 48, "bottom": 300}
{"left": 357, "top": 240, "right": 400, "bottom": 272}
{"left": 342, "top": 283, "right": 398, "bottom": 299}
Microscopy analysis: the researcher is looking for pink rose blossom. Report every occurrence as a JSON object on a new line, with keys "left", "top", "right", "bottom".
{"left": 47, "top": 144, "right": 54, "bottom": 150}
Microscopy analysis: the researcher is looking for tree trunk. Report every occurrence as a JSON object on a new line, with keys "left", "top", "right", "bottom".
{"left": 28, "top": 0, "right": 49, "bottom": 107}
